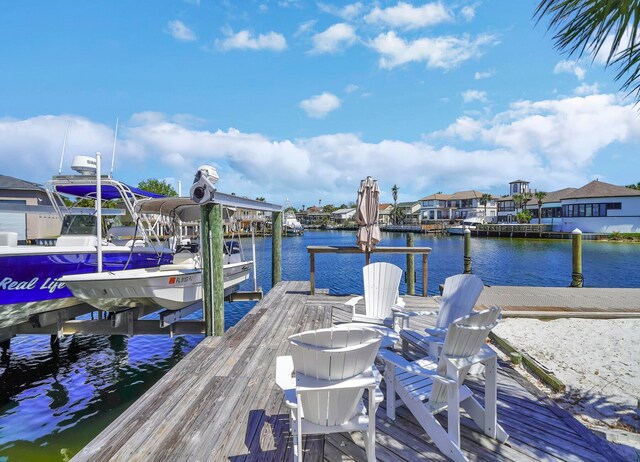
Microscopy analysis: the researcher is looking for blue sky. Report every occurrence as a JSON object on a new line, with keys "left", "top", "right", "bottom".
{"left": 1, "top": 1, "right": 640, "bottom": 207}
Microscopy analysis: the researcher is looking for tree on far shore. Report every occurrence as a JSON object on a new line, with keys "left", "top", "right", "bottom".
{"left": 138, "top": 178, "right": 177, "bottom": 197}
{"left": 535, "top": 191, "right": 547, "bottom": 224}
{"left": 627, "top": 182, "right": 640, "bottom": 190}
{"left": 480, "top": 193, "right": 493, "bottom": 219}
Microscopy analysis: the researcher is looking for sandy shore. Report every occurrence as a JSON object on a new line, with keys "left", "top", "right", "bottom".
{"left": 493, "top": 318, "right": 640, "bottom": 452}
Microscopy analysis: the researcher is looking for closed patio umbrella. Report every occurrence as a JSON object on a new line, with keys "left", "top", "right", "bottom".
{"left": 355, "top": 176, "right": 381, "bottom": 262}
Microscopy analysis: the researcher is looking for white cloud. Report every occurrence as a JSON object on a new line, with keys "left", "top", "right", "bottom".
{"left": 474, "top": 70, "right": 493, "bottom": 79}
{"left": 554, "top": 60, "right": 586, "bottom": 80}
{"left": 166, "top": 20, "right": 197, "bottom": 42}
{"left": 4, "top": 94, "right": 640, "bottom": 205}
{"left": 216, "top": 28, "right": 287, "bottom": 52}
{"left": 299, "top": 92, "right": 341, "bottom": 118}
{"left": 364, "top": 1, "right": 452, "bottom": 30}
{"left": 295, "top": 20, "right": 316, "bottom": 36}
{"left": 574, "top": 82, "right": 600, "bottom": 96}
{"left": 462, "top": 90, "right": 488, "bottom": 103}
{"left": 318, "top": 2, "right": 364, "bottom": 20}
{"left": 344, "top": 84, "right": 359, "bottom": 93}
{"left": 310, "top": 23, "right": 357, "bottom": 54}
{"left": 460, "top": 6, "right": 475, "bottom": 21}
{"left": 370, "top": 31, "right": 498, "bottom": 70}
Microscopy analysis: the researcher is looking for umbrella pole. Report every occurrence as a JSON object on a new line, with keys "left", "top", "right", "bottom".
{"left": 365, "top": 250, "right": 370, "bottom": 266}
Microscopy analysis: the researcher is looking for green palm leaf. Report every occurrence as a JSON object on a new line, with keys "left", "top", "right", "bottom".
{"left": 535, "top": 0, "right": 640, "bottom": 100}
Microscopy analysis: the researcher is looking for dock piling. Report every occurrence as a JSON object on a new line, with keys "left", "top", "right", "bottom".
{"left": 571, "top": 228, "right": 583, "bottom": 288}
{"left": 272, "top": 211, "right": 282, "bottom": 287}
{"left": 463, "top": 228, "right": 472, "bottom": 274}
{"left": 406, "top": 234, "right": 415, "bottom": 295}
{"left": 201, "top": 203, "right": 225, "bottom": 336}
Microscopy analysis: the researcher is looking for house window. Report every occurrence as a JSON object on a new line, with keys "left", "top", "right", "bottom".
{"left": 562, "top": 202, "right": 623, "bottom": 217}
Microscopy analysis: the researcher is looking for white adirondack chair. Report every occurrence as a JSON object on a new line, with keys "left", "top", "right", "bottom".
{"left": 276, "top": 326, "right": 384, "bottom": 462}
{"left": 378, "top": 307, "right": 508, "bottom": 462}
{"left": 345, "top": 262, "right": 407, "bottom": 329}
{"left": 400, "top": 274, "right": 484, "bottom": 357}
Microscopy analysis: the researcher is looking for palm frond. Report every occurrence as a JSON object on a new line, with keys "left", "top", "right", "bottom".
{"left": 535, "top": 0, "right": 640, "bottom": 100}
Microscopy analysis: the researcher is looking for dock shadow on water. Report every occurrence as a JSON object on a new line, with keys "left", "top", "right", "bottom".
{"left": 1, "top": 231, "right": 640, "bottom": 460}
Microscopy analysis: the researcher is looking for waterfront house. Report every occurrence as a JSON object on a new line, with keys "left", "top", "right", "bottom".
{"left": 557, "top": 180, "right": 640, "bottom": 233}
{"left": 419, "top": 193, "right": 453, "bottom": 221}
{"left": 523, "top": 188, "right": 576, "bottom": 225}
{"left": 378, "top": 203, "right": 393, "bottom": 225}
{"left": 496, "top": 180, "right": 532, "bottom": 223}
{"left": 302, "top": 206, "right": 330, "bottom": 225}
{"left": 0, "top": 174, "right": 61, "bottom": 241}
{"left": 448, "top": 190, "right": 496, "bottom": 221}
{"left": 331, "top": 207, "right": 356, "bottom": 224}
{"left": 395, "top": 201, "right": 421, "bottom": 225}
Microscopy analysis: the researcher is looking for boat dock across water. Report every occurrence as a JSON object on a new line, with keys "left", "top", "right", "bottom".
{"left": 71, "top": 281, "right": 627, "bottom": 462}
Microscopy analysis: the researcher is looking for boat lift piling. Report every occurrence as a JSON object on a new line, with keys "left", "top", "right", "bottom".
{"left": 192, "top": 167, "right": 282, "bottom": 336}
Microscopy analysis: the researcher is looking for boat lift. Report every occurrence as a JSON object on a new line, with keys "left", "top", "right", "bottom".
{"left": 0, "top": 164, "right": 283, "bottom": 348}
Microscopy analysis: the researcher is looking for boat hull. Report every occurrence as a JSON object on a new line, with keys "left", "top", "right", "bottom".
{"left": 447, "top": 226, "right": 477, "bottom": 235}
{"left": 0, "top": 249, "right": 173, "bottom": 327}
{"left": 61, "top": 261, "right": 252, "bottom": 312}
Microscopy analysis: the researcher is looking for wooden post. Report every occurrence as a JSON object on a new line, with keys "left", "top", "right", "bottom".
{"left": 463, "top": 228, "right": 472, "bottom": 274}
{"left": 406, "top": 234, "right": 415, "bottom": 295}
{"left": 570, "top": 228, "right": 583, "bottom": 288}
{"left": 309, "top": 252, "right": 315, "bottom": 295}
{"left": 272, "top": 211, "right": 282, "bottom": 287}
{"left": 201, "top": 203, "right": 225, "bottom": 336}
{"left": 422, "top": 253, "right": 428, "bottom": 297}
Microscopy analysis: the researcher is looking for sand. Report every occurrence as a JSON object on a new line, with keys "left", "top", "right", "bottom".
{"left": 493, "top": 318, "right": 640, "bottom": 444}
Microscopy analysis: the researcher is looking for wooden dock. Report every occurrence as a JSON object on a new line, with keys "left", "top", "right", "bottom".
{"left": 72, "top": 281, "right": 625, "bottom": 462}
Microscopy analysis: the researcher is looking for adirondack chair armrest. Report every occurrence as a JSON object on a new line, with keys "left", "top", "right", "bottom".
{"left": 377, "top": 350, "right": 454, "bottom": 384}
{"left": 445, "top": 344, "right": 497, "bottom": 370}
{"left": 345, "top": 296, "right": 363, "bottom": 316}
{"left": 425, "top": 326, "right": 447, "bottom": 337}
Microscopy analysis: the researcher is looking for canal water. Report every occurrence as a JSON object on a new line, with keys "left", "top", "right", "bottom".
{"left": 1, "top": 231, "right": 639, "bottom": 461}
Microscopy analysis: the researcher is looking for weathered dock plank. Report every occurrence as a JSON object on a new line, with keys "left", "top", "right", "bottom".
{"left": 72, "top": 281, "right": 623, "bottom": 462}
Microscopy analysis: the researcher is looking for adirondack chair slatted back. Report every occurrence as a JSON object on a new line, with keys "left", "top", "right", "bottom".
{"left": 289, "top": 327, "right": 382, "bottom": 426}
{"left": 429, "top": 306, "right": 501, "bottom": 407}
{"left": 363, "top": 262, "right": 403, "bottom": 320}
{"left": 436, "top": 274, "right": 485, "bottom": 329}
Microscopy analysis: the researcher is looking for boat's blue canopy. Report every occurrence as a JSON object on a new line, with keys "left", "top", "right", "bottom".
{"left": 56, "top": 184, "right": 165, "bottom": 200}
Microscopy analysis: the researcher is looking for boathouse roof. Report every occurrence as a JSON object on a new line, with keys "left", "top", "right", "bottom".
{"left": 562, "top": 180, "right": 640, "bottom": 200}
{"left": 0, "top": 174, "right": 44, "bottom": 192}
{"left": 509, "top": 179, "right": 529, "bottom": 184}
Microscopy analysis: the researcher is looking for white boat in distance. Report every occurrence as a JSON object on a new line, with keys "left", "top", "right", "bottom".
{"left": 447, "top": 216, "right": 485, "bottom": 235}
{"left": 60, "top": 197, "right": 253, "bottom": 311}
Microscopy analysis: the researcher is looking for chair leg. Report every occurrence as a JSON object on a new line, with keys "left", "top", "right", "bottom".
{"left": 386, "top": 364, "right": 396, "bottom": 420}
{"left": 397, "top": 387, "right": 468, "bottom": 462}
{"left": 366, "top": 388, "right": 376, "bottom": 462}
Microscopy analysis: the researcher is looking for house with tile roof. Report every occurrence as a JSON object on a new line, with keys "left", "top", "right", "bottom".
{"left": 556, "top": 180, "right": 640, "bottom": 232}
{"left": 419, "top": 191, "right": 497, "bottom": 222}
{"left": 378, "top": 203, "right": 393, "bottom": 225}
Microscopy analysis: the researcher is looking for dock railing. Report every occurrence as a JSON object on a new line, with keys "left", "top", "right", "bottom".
{"left": 307, "top": 245, "right": 432, "bottom": 296}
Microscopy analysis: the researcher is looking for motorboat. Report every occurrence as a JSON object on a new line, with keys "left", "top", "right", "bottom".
{"left": 60, "top": 197, "right": 253, "bottom": 311}
{"left": 0, "top": 156, "right": 174, "bottom": 328}
{"left": 446, "top": 216, "right": 485, "bottom": 235}
{"left": 284, "top": 212, "right": 304, "bottom": 235}
{"left": 60, "top": 243, "right": 252, "bottom": 312}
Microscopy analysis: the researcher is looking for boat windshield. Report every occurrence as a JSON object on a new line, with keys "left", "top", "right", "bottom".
{"left": 60, "top": 215, "right": 97, "bottom": 235}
